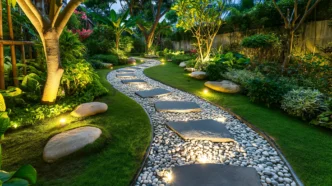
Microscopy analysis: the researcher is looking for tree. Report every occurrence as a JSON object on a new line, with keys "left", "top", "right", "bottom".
{"left": 173, "top": 0, "right": 226, "bottom": 69}
{"left": 15, "top": 0, "right": 84, "bottom": 104}
{"left": 94, "top": 9, "right": 137, "bottom": 54}
{"left": 272, "top": 0, "right": 322, "bottom": 71}
{"left": 122, "top": 0, "right": 173, "bottom": 53}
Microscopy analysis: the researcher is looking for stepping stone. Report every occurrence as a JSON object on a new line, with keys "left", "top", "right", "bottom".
{"left": 129, "top": 67, "right": 141, "bottom": 70}
{"left": 141, "top": 65, "right": 150, "bottom": 67}
{"left": 117, "top": 69, "right": 135, "bottom": 73}
{"left": 167, "top": 119, "right": 234, "bottom": 142}
{"left": 116, "top": 73, "right": 136, "bottom": 78}
{"left": 135, "top": 88, "right": 171, "bottom": 98}
{"left": 121, "top": 79, "right": 147, "bottom": 84}
{"left": 170, "top": 164, "right": 260, "bottom": 186}
{"left": 154, "top": 101, "right": 201, "bottom": 113}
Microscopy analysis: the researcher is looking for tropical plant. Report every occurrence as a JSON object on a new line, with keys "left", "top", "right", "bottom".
{"left": 60, "top": 29, "right": 87, "bottom": 62}
{"left": 310, "top": 111, "right": 332, "bottom": 129}
{"left": 93, "top": 9, "right": 137, "bottom": 53}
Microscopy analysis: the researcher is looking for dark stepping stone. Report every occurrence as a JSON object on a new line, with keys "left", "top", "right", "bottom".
{"left": 117, "top": 69, "right": 135, "bottom": 73}
{"left": 170, "top": 164, "right": 261, "bottom": 186}
{"left": 167, "top": 119, "right": 233, "bottom": 142}
{"left": 121, "top": 79, "right": 147, "bottom": 84}
{"left": 135, "top": 88, "right": 171, "bottom": 98}
{"left": 154, "top": 101, "right": 201, "bottom": 113}
{"left": 116, "top": 73, "right": 136, "bottom": 78}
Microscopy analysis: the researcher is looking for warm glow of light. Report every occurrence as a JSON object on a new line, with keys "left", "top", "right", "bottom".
{"left": 162, "top": 62, "right": 165, "bottom": 65}
{"left": 184, "top": 118, "right": 188, "bottom": 122}
{"left": 60, "top": 118, "right": 66, "bottom": 125}
{"left": 164, "top": 172, "right": 173, "bottom": 183}
{"left": 198, "top": 155, "right": 208, "bottom": 164}
{"left": 13, "top": 124, "right": 18, "bottom": 129}
{"left": 216, "top": 116, "right": 227, "bottom": 123}
{"left": 203, "top": 88, "right": 208, "bottom": 94}
{"left": 133, "top": 62, "right": 136, "bottom": 65}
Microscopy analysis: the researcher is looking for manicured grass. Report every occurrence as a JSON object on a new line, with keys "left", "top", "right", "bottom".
{"left": 144, "top": 62, "right": 332, "bottom": 185}
{"left": 2, "top": 69, "right": 151, "bottom": 186}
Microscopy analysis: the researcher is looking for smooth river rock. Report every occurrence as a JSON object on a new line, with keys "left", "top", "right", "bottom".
{"left": 179, "top": 62, "right": 187, "bottom": 67}
{"left": 190, "top": 71, "right": 207, "bottom": 80}
{"left": 204, "top": 80, "right": 241, "bottom": 93}
{"left": 43, "top": 127, "right": 102, "bottom": 162}
{"left": 71, "top": 102, "right": 108, "bottom": 117}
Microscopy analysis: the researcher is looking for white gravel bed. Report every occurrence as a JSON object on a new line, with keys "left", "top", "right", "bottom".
{"left": 107, "top": 59, "right": 297, "bottom": 186}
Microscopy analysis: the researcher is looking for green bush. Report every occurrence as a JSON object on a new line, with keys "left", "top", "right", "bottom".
{"left": 206, "top": 64, "right": 228, "bottom": 81}
{"left": 310, "top": 111, "right": 332, "bottom": 129}
{"left": 246, "top": 78, "right": 292, "bottom": 107}
{"left": 89, "top": 59, "right": 106, "bottom": 69}
{"left": 185, "top": 59, "right": 196, "bottom": 68}
{"left": 60, "top": 29, "right": 86, "bottom": 62}
{"left": 84, "top": 25, "right": 115, "bottom": 55}
{"left": 221, "top": 69, "right": 265, "bottom": 86}
{"left": 241, "top": 34, "right": 280, "bottom": 49}
{"left": 91, "top": 54, "right": 119, "bottom": 65}
{"left": 171, "top": 54, "right": 195, "bottom": 64}
{"left": 21, "top": 73, "right": 42, "bottom": 95}
{"left": 281, "top": 88, "right": 328, "bottom": 120}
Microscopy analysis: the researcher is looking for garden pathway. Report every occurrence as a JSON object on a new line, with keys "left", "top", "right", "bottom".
{"left": 107, "top": 59, "right": 299, "bottom": 186}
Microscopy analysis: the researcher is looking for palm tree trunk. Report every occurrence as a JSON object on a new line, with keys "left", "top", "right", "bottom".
{"left": 41, "top": 30, "right": 64, "bottom": 104}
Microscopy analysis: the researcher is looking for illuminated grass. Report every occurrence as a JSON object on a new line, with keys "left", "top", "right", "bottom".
{"left": 144, "top": 62, "right": 332, "bottom": 185}
{"left": 2, "top": 68, "right": 151, "bottom": 186}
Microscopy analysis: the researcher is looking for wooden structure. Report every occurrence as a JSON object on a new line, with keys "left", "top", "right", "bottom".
{"left": 0, "top": 1, "right": 34, "bottom": 89}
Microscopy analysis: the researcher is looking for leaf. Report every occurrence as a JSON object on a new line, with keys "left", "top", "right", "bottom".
{"left": 3, "top": 178, "right": 29, "bottom": 186}
{"left": 0, "top": 112, "right": 10, "bottom": 137}
{"left": 8, "top": 0, "right": 17, "bottom": 7}
{"left": 0, "top": 171, "right": 12, "bottom": 182}
{"left": 110, "top": 9, "right": 117, "bottom": 22}
{"left": 11, "top": 165, "right": 37, "bottom": 184}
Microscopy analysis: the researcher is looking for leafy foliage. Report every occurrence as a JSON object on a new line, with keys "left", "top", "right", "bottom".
{"left": 206, "top": 64, "right": 228, "bottom": 81}
{"left": 170, "top": 54, "right": 196, "bottom": 64}
{"left": 0, "top": 94, "right": 6, "bottom": 112}
{"left": 241, "top": 34, "right": 280, "bottom": 49}
{"left": 221, "top": 69, "right": 265, "bottom": 86}
{"left": 310, "top": 111, "right": 332, "bottom": 129}
{"left": 91, "top": 54, "right": 118, "bottom": 65}
{"left": 60, "top": 29, "right": 87, "bottom": 62}
{"left": 0, "top": 165, "right": 37, "bottom": 186}
{"left": 281, "top": 88, "right": 328, "bottom": 120}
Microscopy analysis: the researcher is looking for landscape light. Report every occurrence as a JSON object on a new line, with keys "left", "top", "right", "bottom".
{"left": 203, "top": 88, "right": 208, "bottom": 94}
{"left": 198, "top": 155, "right": 208, "bottom": 164}
{"left": 164, "top": 172, "right": 173, "bottom": 183}
{"left": 216, "top": 116, "right": 226, "bottom": 123}
{"left": 13, "top": 124, "right": 18, "bottom": 129}
{"left": 59, "top": 118, "right": 66, "bottom": 126}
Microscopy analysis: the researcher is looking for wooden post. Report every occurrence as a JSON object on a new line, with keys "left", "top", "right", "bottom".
{"left": 7, "top": 0, "right": 18, "bottom": 86}
{"left": 0, "top": 1, "right": 5, "bottom": 89}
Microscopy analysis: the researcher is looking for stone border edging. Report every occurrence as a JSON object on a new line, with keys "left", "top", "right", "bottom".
{"left": 143, "top": 64, "right": 304, "bottom": 186}
{"left": 106, "top": 71, "right": 154, "bottom": 186}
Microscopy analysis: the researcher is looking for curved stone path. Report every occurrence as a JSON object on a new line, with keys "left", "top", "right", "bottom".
{"left": 107, "top": 59, "right": 299, "bottom": 186}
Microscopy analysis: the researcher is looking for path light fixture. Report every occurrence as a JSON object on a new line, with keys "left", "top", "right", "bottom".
{"left": 203, "top": 88, "right": 208, "bottom": 94}
{"left": 59, "top": 118, "right": 67, "bottom": 127}
{"left": 198, "top": 154, "right": 208, "bottom": 164}
{"left": 164, "top": 171, "right": 173, "bottom": 183}
{"left": 216, "top": 116, "right": 227, "bottom": 123}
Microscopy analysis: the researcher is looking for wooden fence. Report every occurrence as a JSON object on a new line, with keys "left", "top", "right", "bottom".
{"left": 172, "top": 20, "right": 332, "bottom": 53}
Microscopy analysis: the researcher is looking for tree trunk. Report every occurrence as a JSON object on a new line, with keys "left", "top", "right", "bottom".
{"left": 115, "top": 34, "right": 120, "bottom": 54}
{"left": 41, "top": 30, "right": 64, "bottom": 104}
{"left": 145, "top": 34, "right": 154, "bottom": 54}
{"left": 282, "top": 30, "right": 294, "bottom": 73}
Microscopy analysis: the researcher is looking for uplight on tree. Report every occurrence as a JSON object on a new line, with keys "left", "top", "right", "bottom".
{"left": 173, "top": 0, "right": 226, "bottom": 69}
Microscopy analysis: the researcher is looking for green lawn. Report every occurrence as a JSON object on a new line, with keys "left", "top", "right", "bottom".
{"left": 2, "top": 69, "right": 151, "bottom": 186}
{"left": 144, "top": 62, "right": 332, "bottom": 185}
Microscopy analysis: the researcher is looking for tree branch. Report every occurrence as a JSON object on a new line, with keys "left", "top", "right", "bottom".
{"left": 55, "top": 0, "right": 84, "bottom": 36}
{"left": 272, "top": 0, "right": 288, "bottom": 26}
{"left": 17, "top": 0, "right": 43, "bottom": 34}
{"left": 294, "top": 0, "right": 322, "bottom": 31}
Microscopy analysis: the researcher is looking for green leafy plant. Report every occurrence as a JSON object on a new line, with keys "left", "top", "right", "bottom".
{"left": 221, "top": 69, "right": 265, "bottom": 86}
{"left": 60, "top": 29, "right": 86, "bottom": 62}
{"left": 91, "top": 54, "right": 118, "bottom": 65}
{"left": 310, "top": 111, "right": 332, "bottom": 129}
{"left": 171, "top": 54, "right": 196, "bottom": 64}
{"left": 246, "top": 77, "right": 292, "bottom": 107}
{"left": 281, "top": 88, "right": 328, "bottom": 120}
{"left": 0, "top": 94, "right": 6, "bottom": 112}
{"left": 206, "top": 64, "right": 228, "bottom": 81}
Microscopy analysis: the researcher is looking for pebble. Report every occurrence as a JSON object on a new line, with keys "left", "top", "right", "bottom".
{"left": 108, "top": 59, "right": 297, "bottom": 186}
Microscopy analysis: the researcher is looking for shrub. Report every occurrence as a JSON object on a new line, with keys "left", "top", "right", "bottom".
{"left": 310, "top": 111, "right": 332, "bottom": 129}
{"left": 171, "top": 54, "right": 195, "bottom": 64}
{"left": 21, "top": 73, "right": 42, "bottom": 95}
{"left": 185, "top": 59, "right": 196, "bottom": 68}
{"left": 281, "top": 88, "right": 328, "bottom": 120}
{"left": 241, "top": 34, "right": 281, "bottom": 62}
{"left": 221, "top": 69, "right": 265, "bottom": 86}
{"left": 246, "top": 78, "right": 292, "bottom": 107}
{"left": 241, "top": 34, "right": 280, "bottom": 48}
{"left": 91, "top": 54, "right": 119, "bottom": 65}
{"left": 84, "top": 25, "right": 115, "bottom": 55}
{"left": 206, "top": 64, "right": 228, "bottom": 81}
{"left": 89, "top": 59, "right": 106, "bottom": 69}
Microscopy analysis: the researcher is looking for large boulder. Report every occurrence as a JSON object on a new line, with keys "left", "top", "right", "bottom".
{"left": 128, "top": 57, "right": 136, "bottom": 64}
{"left": 179, "top": 62, "right": 187, "bottom": 68}
{"left": 71, "top": 102, "right": 108, "bottom": 117}
{"left": 204, "top": 80, "right": 241, "bottom": 93}
{"left": 43, "top": 127, "right": 102, "bottom": 163}
{"left": 190, "top": 71, "right": 207, "bottom": 80}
